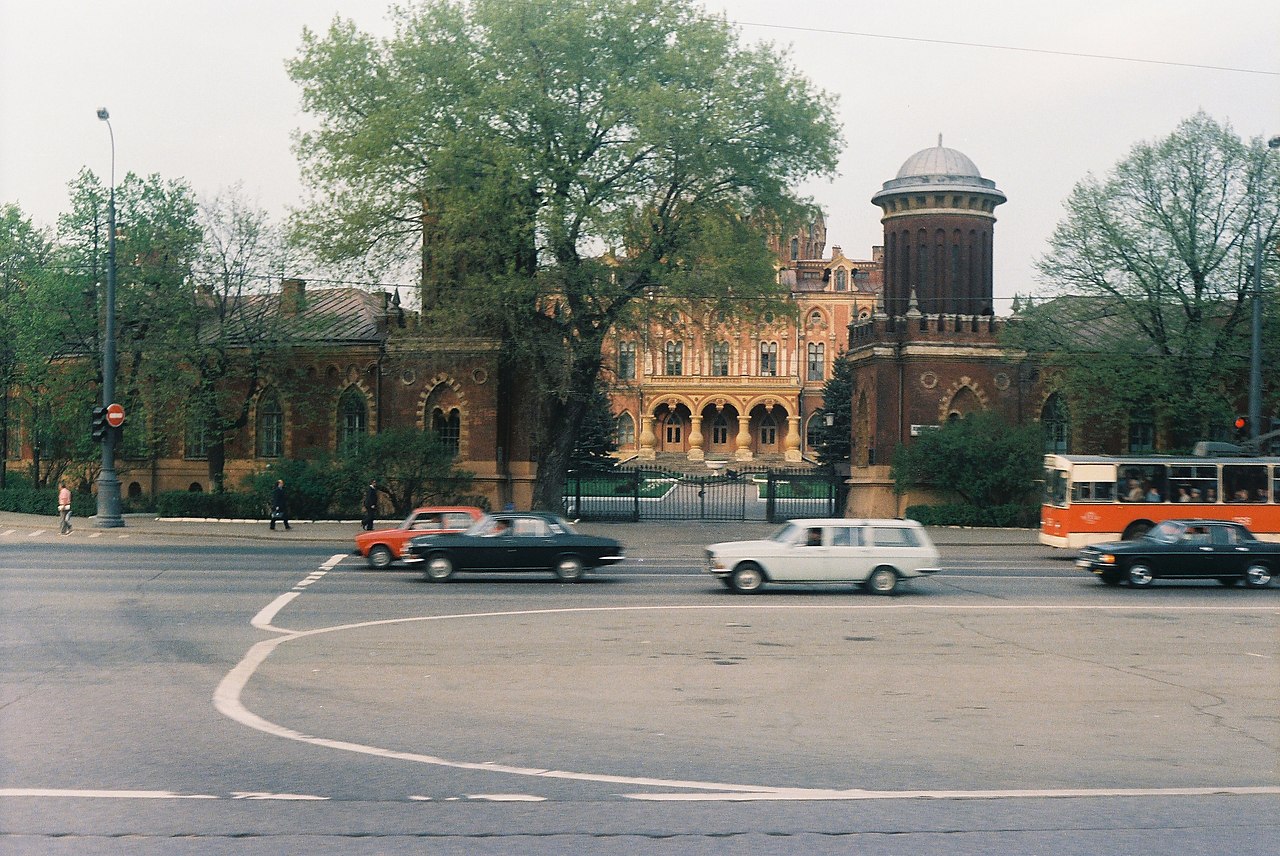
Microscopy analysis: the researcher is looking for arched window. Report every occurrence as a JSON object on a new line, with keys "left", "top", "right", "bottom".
{"left": 759, "top": 413, "right": 777, "bottom": 446}
{"left": 615, "top": 413, "right": 635, "bottom": 447}
{"left": 337, "top": 387, "right": 368, "bottom": 457}
{"left": 806, "top": 413, "right": 824, "bottom": 450}
{"left": 432, "top": 407, "right": 461, "bottom": 454}
{"left": 834, "top": 269, "right": 847, "bottom": 291}
{"left": 711, "top": 341, "right": 730, "bottom": 377}
{"left": 256, "top": 389, "right": 283, "bottom": 458}
{"left": 807, "top": 342, "right": 825, "bottom": 381}
{"left": 712, "top": 413, "right": 730, "bottom": 445}
{"left": 617, "top": 341, "right": 636, "bottom": 379}
{"left": 790, "top": 237, "right": 799, "bottom": 260}
{"left": 1041, "top": 393, "right": 1070, "bottom": 454}
{"left": 664, "top": 340, "right": 683, "bottom": 376}
{"left": 759, "top": 341, "right": 778, "bottom": 376}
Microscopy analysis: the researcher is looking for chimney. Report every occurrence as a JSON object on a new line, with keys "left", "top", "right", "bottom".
{"left": 281, "top": 278, "right": 306, "bottom": 315}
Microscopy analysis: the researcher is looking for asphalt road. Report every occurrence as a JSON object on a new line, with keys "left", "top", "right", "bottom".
{"left": 1, "top": 520, "right": 1277, "bottom": 854}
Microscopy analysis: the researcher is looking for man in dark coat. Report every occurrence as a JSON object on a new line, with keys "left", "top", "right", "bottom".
{"left": 270, "top": 479, "right": 291, "bottom": 530}
{"left": 362, "top": 480, "right": 378, "bottom": 531}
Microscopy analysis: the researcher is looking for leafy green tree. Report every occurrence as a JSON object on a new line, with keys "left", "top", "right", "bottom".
{"left": 351, "top": 428, "right": 475, "bottom": 516}
{"left": 0, "top": 204, "right": 55, "bottom": 488}
{"left": 569, "top": 381, "right": 619, "bottom": 468}
{"left": 288, "top": 0, "right": 841, "bottom": 509}
{"left": 812, "top": 350, "right": 854, "bottom": 467}
{"left": 891, "top": 411, "right": 1042, "bottom": 508}
{"left": 1007, "top": 113, "right": 1280, "bottom": 449}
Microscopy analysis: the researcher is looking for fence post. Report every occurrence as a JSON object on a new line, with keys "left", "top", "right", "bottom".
{"left": 632, "top": 470, "right": 640, "bottom": 522}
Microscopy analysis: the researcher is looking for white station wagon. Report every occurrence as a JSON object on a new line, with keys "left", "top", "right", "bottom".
{"left": 705, "top": 518, "right": 941, "bottom": 594}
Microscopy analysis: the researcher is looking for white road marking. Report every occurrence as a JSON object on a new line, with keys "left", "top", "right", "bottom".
{"left": 1, "top": 529, "right": 14, "bottom": 536}
{"left": 468, "top": 794, "right": 547, "bottom": 802}
{"left": 621, "top": 786, "right": 1280, "bottom": 801}
{"left": 216, "top": 601, "right": 1280, "bottom": 801}
{"left": 231, "top": 791, "right": 329, "bottom": 801}
{"left": 27, "top": 530, "right": 44, "bottom": 537}
{"left": 0, "top": 788, "right": 217, "bottom": 800}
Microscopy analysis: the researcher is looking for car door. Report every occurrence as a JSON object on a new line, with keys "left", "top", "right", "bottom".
{"left": 825, "top": 525, "right": 866, "bottom": 582}
{"left": 1206, "top": 524, "right": 1250, "bottom": 577}
{"left": 508, "top": 517, "right": 556, "bottom": 569}
{"left": 1164, "top": 525, "right": 1214, "bottom": 577}
{"left": 765, "top": 525, "right": 823, "bottom": 581}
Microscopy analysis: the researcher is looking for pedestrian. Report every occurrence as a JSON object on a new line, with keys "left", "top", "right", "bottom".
{"left": 362, "top": 479, "right": 378, "bottom": 531}
{"left": 57, "top": 481, "right": 73, "bottom": 536}
{"left": 270, "top": 479, "right": 291, "bottom": 530}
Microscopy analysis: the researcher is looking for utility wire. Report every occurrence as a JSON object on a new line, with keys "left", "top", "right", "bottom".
{"left": 732, "top": 20, "right": 1280, "bottom": 77}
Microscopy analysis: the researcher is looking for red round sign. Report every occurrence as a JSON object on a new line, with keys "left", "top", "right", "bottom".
{"left": 106, "top": 403, "right": 125, "bottom": 428}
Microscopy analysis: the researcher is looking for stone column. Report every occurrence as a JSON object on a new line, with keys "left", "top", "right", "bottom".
{"left": 735, "top": 412, "right": 753, "bottom": 461}
{"left": 638, "top": 413, "right": 656, "bottom": 460}
{"left": 784, "top": 415, "right": 802, "bottom": 462}
{"left": 688, "top": 413, "right": 704, "bottom": 461}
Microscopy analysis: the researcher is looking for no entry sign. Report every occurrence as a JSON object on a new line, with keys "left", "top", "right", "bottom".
{"left": 105, "top": 403, "right": 125, "bottom": 428}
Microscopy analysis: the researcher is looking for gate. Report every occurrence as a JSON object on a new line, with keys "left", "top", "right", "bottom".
{"left": 564, "top": 466, "right": 842, "bottom": 523}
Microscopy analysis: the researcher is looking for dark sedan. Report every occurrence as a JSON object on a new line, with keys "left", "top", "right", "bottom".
{"left": 1076, "top": 519, "right": 1278, "bottom": 588}
{"left": 407, "top": 511, "right": 624, "bottom": 582}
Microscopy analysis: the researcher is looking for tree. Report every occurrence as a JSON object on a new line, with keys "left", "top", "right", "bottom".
{"left": 0, "top": 204, "right": 54, "bottom": 488}
{"left": 811, "top": 350, "right": 854, "bottom": 467}
{"left": 1007, "top": 113, "right": 1280, "bottom": 449}
{"left": 890, "top": 411, "right": 1042, "bottom": 508}
{"left": 569, "top": 381, "right": 619, "bottom": 468}
{"left": 353, "top": 428, "right": 475, "bottom": 516}
{"left": 288, "top": 0, "right": 841, "bottom": 509}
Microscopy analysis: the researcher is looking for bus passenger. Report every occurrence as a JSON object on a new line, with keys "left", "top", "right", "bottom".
{"left": 1144, "top": 484, "right": 1161, "bottom": 502}
{"left": 1125, "top": 479, "right": 1144, "bottom": 502}
{"left": 1176, "top": 486, "right": 1191, "bottom": 502}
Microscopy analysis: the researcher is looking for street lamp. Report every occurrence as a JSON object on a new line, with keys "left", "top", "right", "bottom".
{"left": 95, "top": 108, "right": 123, "bottom": 527}
{"left": 1248, "top": 135, "right": 1280, "bottom": 445}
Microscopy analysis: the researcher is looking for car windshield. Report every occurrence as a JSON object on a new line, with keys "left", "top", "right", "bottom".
{"left": 1147, "top": 521, "right": 1183, "bottom": 544}
{"left": 769, "top": 523, "right": 801, "bottom": 544}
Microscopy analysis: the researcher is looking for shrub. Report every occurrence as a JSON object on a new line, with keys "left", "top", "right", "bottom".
{"left": 0, "top": 487, "right": 93, "bottom": 517}
{"left": 155, "top": 490, "right": 264, "bottom": 519}
{"left": 904, "top": 503, "right": 1040, "bottom": 528}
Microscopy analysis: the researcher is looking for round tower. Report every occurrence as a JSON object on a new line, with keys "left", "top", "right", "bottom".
{"left": 871, "top": 138, "right": 1006, "bottom": 317}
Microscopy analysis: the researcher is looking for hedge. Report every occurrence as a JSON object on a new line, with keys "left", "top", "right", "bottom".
{"left": 154, "top": 490, "right": 267, "bottom": 519}
{"left": 904, "top": 503, "right": 1040, "bottom": 528}
{"left": 0, "top": 488, "right": 95, "bottom": 517}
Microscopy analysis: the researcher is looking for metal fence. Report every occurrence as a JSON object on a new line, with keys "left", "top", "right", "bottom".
{"left": 563, "top": 466, "right": 842, "bottom": 523}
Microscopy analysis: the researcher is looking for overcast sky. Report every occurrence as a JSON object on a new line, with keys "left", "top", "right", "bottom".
{"left": 2, "top": 0, "right": 1277, "bottom": 309}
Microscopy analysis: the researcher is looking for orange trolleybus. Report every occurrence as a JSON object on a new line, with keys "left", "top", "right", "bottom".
{"left": 1040, "top": 453, "right": 1280, "bottom": 548}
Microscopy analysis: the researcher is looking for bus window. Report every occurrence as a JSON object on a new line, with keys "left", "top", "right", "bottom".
{"left": 1045, "top": 469, "right": 1068, "bottom": 507}
{"left": 1169, "top": 464, "right": 1218, "bottom": 503}
{"left": 1118, "top": 464, "right": 1168, "bottom": 503}
{"left": 1072, "top": 481, "right": 1114, "bottom": 503}
{"left": 1273, "top": 465, "right": 1279, "bottom": 503}
{"left": 1224, "top": 465, "right": 1267, "bottom": 503}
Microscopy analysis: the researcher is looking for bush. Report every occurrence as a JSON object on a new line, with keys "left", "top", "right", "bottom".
{"left": 155, "top": 490, "right": 265, "bottom": 519}
{"left": 904, "top": 503, "right": 1040, "bottom": 528}
{"left": 0, "top": 487, "right": 94, "bottom": 517}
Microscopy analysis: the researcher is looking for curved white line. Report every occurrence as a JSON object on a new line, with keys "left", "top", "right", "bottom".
{"left": 217, "top": 601, "right": 1278, "bottom": 797}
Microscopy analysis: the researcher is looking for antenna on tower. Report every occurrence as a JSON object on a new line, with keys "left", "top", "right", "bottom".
{"left": 937, "top": 133, "right": 943, "bottom": 147}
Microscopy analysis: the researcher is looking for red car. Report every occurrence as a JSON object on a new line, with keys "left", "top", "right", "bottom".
{"left": 354, "top": 506, "right": 485, "bottom": 569}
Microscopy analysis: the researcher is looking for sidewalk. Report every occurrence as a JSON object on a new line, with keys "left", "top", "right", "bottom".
{"left": 0, "top": 511, "right": 1037, "bottom": 555}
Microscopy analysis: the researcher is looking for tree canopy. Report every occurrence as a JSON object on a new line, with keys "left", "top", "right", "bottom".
{"left": 891, "top": 411, "right": 1042, "bottom": 508}
{"left": 1007, "top": 113, "right": 1280, "bottom": 449}
{"left": 288, "top": 0, "right": 842, "bottom": 507}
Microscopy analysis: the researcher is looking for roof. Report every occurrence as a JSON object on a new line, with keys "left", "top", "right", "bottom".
{"left": 872, "top": 139, "right": 1005, "bottom": 204}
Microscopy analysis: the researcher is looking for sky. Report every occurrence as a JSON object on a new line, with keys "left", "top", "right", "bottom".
{"left": 2, "top": 0, "right": 1278, "bottom": 311}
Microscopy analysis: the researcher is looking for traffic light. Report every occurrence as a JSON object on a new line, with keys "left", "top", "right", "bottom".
{"left": 91, "top": 406, "right": 107, "bottom": 442}
{"left": 1233, "top": 415, "right": 1250, "bottom": 441}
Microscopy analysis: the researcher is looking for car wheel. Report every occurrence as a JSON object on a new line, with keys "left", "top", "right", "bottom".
{"left": 424, "top": 554, "right": 454, "bottom": 582}
{"left": 730, "top": 563, "right": 764, "bottom": 593}
{"left": 1244, "top": 563, "right": 1273, "bottom": 589}
{"left": 367, "top": 545, "right": 394, "bottom": 570}
{"left": 554, "top": 555, "right": 585, "bottom": 582}
{"left": 1127, "top": 562, "right": 1154, "bottom": 587}
{"left": 866, "top": 566, "right": 898, "bottom": 595}
{"left": 1100, "top": 569, "right": 1123, "bottom": 586}
{"left": 1217, "top": 577, "right": 1240, "bottom": 587}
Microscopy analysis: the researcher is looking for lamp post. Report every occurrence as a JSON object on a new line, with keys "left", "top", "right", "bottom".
{"left": 1248, "top": 135, "right": 1280, "bottom": 444}
{"left": 95, "top": 108, "right": 123, "bottom": 527}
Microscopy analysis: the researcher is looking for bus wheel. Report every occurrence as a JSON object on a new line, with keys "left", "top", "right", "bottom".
{"left": 1121, "top": 521, "right": 1152, "bottom": 540}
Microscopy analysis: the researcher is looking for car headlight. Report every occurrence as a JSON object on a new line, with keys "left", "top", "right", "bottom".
{"left": 1099, "top": 554, "right": 1116, "bottom": 564}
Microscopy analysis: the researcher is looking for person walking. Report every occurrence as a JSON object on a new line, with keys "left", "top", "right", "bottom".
{"left": 362, "top": 480, "right": 379, "bottom": 531}
{"left": 57, "top": 481, "right": 73, "bottom": 535}
{"left": 270, "top": 479, "right": 291, "bottom": 530}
